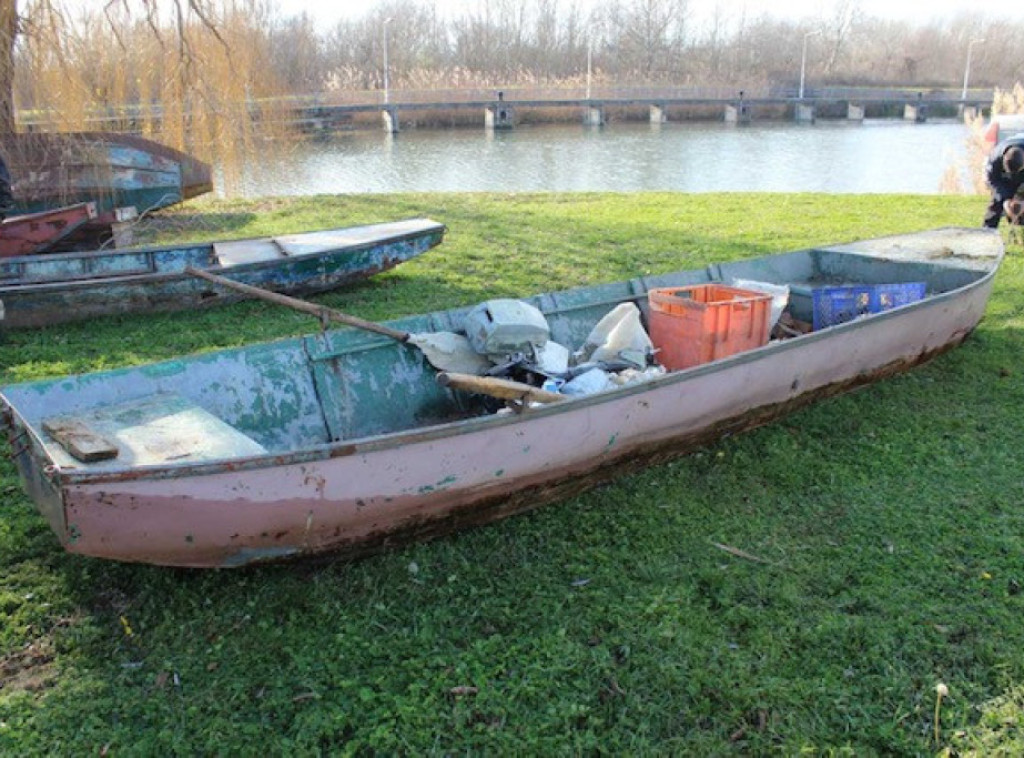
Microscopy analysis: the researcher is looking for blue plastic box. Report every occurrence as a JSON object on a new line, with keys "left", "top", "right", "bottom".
{"left": 812, "top": 282, "right": 927, "bottom": 330}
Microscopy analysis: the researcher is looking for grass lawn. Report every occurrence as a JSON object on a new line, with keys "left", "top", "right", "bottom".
{"left": 2, "top": 192, "right": 1023, "bottom": 754}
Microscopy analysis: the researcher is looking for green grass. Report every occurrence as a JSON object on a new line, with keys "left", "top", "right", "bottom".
{"left": 2, "top": 193, "right": 1023, "bottom": 754}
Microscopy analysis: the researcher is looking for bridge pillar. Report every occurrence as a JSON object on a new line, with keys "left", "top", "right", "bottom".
{"left": 485, "top": 104, "right": 516, "bottom": 130}
{"left": 959, "top": 104, "right": 981, "bottom": 121}
{"left": 381, "top": 107, "right": 400, "bottom": 133}
{"left": 903, "top": 104, "right": 928, "bottom": 123}
{"left": 725, "top": 92, "right": 751, "bottom": 124}
{"left": 794, "top": 104, "right": 815, "bottom": 123}
{"left": 649, "top": 104, "right": 667, "bottom": 124}
{"left": 847, "top": 103, "right": 865, "bottom": 121}
{"left": 904, "top": 95, "right": 927, "bottom": 123}
{"left": 583, "top": 104, "right": 605, "bottom": 127}
{"left": 725, "top": 103, "right": 751, "bottom": 124}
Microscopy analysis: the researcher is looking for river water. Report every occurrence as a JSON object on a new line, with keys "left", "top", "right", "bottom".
{"left": 234, "top": 119, "right": 974, "bottom": 197}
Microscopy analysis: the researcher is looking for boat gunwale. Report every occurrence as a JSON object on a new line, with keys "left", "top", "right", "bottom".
{"left": 0, "top": 219, "right": 447, "bottom": 293}
{"left": 8, "top": 245, "right": 1000, "bottom": 488}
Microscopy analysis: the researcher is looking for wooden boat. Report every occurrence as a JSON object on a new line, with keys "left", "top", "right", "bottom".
{"left": 0, "top": 228, "right": 1002, "bottom": 568}
{"left": 7, "top": 132, "right": 212, "bottom": 216}
{"left": 0, "top": 218, "right": 446, "bottom": 328}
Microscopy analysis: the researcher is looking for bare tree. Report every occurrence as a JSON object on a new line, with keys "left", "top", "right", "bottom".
{"left": 695, "top": 3, "right": 735, "bottom": 81}
{"left": 0, "top": 0, "right": 225, "bottom": 137}
{"left": 0, "top": 1, "right": 15, "bottom": 135}
{"left": 612, "top": 0, "right": 691, "bottom": 80}
{"left": 267, "top": 11, "right": 326, "bottom": 92}
{"left": 818, "top": 0, "right": 862, "bottom": 78}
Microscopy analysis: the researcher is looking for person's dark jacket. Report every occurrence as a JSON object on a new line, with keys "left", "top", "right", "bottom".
{"left": 0, "top": 155, "right": 11, "bottom": 205}
{"left": 984, "top": 134, "right": 1024, "bottom": 227}
{"left": 0, "top": 155, "right": 12, "bottom": 220}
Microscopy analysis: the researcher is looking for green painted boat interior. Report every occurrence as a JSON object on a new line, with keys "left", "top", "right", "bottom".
{"left": 1, "top": 248, "right": 989, "bottom": 468}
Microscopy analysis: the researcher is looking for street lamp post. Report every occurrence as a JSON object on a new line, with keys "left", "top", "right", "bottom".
{"left": 383, "top": 17, "right": 393, "bottom": 105}
{"left": 961, "top": 37, "right": 985, "bottom": 102}
{"left": 799, "top": 30, "right": 821, "bottom": 100}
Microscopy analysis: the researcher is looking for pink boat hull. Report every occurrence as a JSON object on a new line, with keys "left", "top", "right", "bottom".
{"left": 2, "top": 227, "right": 1002, "bottom": 567}
{"left": 53, "top": 280, "right": 991, "bottom": 566}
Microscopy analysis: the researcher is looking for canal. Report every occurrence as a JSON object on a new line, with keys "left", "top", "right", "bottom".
{"left": 233, "top": 119, "right": 975, "bottom": 197}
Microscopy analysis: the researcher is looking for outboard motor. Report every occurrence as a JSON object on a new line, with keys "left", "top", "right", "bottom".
{"left": 463, "top": 299, "right": 550, "bottom": 361}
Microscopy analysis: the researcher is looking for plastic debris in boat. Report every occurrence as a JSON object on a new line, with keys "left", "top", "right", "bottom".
{"left": 407, "top": 332, "right": 492, "bottom": 375}
{"left": 456, "top": 298, "right": 664, "bottom": 402}
{"left": 609, "top": 366, "right": 667, "bottom": 387}
{"left": 729, "top": 278, "right": 791, "bottom": 333}
{"left": 533, "top": 339, "right": 570, "bottom": 376}
{"left": 574, "top": 302, "right": 654, "bottom": 369}
{"left": 561, "top": 367, "right": 615, "bottom": 396}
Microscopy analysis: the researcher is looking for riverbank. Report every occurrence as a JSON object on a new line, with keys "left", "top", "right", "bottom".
{"left": 2, "top": 193, "right": 1022, "bottom": 754}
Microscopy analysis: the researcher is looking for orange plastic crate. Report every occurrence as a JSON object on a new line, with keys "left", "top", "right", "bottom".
{"left": 648, "top": 284, "right": 773, "bottom": 370}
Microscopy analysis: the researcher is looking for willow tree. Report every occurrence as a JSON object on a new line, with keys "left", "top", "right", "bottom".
{"left": 0, "top": 0, "right": 16, "bottom": 135}
{"left": 2, "top": 0, "right": 287, "bottom": 193}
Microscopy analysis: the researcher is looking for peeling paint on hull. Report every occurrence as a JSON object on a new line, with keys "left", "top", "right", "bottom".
{"left": 0, "top": 227, "right": 1003, "bottom": 567}
{"left": 0, "top": 219, "right": 445, "bottom": 328}
{"left": 7, "top": 132, "right": 211, "bottom": 216}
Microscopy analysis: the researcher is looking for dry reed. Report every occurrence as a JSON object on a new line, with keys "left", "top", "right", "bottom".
{"left": 940, "top": 81, "right": 1023, "bottom": 195}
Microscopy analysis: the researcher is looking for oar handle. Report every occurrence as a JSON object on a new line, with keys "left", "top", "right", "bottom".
{"left": 185, "top": 266, "right": 410, "bottom": 342}
{"left": 437, "top": 372, "right": 566, "bottom": 404}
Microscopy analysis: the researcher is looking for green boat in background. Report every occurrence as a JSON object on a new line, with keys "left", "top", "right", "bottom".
{"left": 0, "top": 218, "right": 446, "bottom": 328}
{"left": 7, "top": 132, "right": 212, "bottom": 218}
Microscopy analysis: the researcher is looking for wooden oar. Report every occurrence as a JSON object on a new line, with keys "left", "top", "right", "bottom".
{"left": 184, "top": 268, "right": 571, "bottom": 405}
{"left": 186, "top": 266, "right": 407, "bottom": 340}
{"left": 437, "top": 372, "right": 566, "bottom": 405}
{"left": 184, "top": 266, "right": 492, "bottom": 374}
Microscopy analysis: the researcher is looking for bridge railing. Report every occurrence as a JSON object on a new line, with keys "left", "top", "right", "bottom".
{"left": 295, "top": 84, "right": 779, "bottom": 108}
{"left": 284, "top": 83, "right": 991, "bottom": 110}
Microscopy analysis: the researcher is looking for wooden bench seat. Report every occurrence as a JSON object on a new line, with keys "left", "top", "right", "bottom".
{"left": 213, "top": 239, "right": 285, "bottom": 266}
{"left": 42, "top": 392, "right": 267, "bottom": 469}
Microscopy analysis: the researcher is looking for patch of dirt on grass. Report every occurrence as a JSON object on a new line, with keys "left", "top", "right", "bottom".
{"left": 0, "top": 638, "right": 57, "bottom": 695}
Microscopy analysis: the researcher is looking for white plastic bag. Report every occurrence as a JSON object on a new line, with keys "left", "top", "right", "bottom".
{"left": 576, "top": 302, "right": 653, "bottom": 368}
{"left": 730, "top": 278, "right": 790, "bottom": 332}
{"left": 534, "top": 340, "right": 570, "bottom": 376}
{"left": 562, "top": 368, "right": 614, "bottom": 396}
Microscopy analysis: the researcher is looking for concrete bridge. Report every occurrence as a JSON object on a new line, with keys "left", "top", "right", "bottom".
{"left": 288, "top": 85, "right": 993, "bottom": 134}
{"left": 18, "top": 85, "right": 993, "bottom": 135}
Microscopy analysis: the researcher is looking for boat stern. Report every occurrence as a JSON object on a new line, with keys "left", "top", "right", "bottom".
{"left": 2, "top": 402, "right": 70, "bottom": 548}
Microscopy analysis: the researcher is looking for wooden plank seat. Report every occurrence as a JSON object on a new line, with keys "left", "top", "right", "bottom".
{"left": 273, "top": 221, "right": 420, "bottom": 256}
{"left": 42, "top": 392, "right": 267, "bottom": 468}
{"left": 213, "top": 239, "right": 285, "bottom": 267}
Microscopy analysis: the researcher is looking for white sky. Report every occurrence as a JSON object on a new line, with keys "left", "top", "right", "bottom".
{"left": 294, "top": 0, "right": 1012, "bottom": 26}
